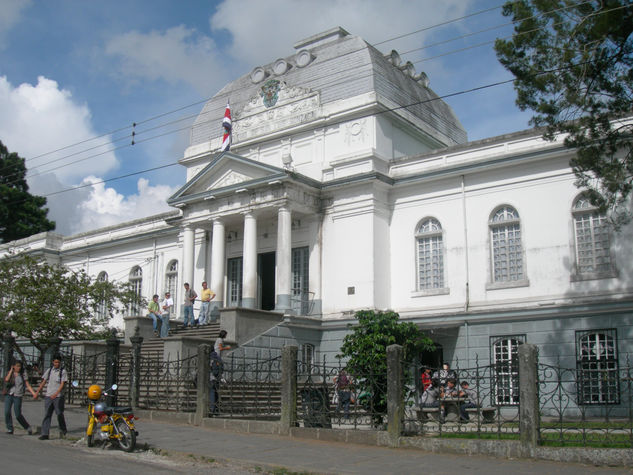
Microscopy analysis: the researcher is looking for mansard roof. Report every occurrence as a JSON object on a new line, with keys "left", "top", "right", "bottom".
{"left": 190, "top": 27, "right": 467, "bottom": 150}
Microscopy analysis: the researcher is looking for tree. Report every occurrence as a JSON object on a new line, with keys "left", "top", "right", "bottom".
{"left": 0, "top": 253, "right": 142, "bottom": 366}
{"left": 337, "top": 310, "right": 434, "bottom": 425}
{"left": 0, "top": 140, "right": 55, "bottom": 243}
{"left": 495, "top": 0, "right": 633, "bottom": 225}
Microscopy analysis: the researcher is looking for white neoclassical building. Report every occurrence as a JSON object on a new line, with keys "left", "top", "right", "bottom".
{"left": 3, "top": 28, "right": 632, "bottom": 407}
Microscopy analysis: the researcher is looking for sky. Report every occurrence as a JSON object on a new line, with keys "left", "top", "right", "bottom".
{"left": 0, "top": 0, "right": 533, "bottom": 236}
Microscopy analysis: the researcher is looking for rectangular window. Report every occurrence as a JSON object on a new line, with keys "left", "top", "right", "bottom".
{"left": 417, "top": 234, "right": 444, "bottom": 289}
{"left": 576, "top": 329, "right": 620, "bottom": 405}
{"left": 491, "top": 335, "right": 525, "bottom": 405}
{"left": 227, "top": 257, "right": 243, "bottom": 307}
{"left": 291, "top": 247, "right": 310, "bottom": 315}
{"left": 491, "top": 223, "right": 523, "bottom": 282}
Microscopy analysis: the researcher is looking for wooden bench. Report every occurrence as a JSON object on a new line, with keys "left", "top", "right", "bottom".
{"left": 465, "top": 407, "right": 496, "bottom": 423}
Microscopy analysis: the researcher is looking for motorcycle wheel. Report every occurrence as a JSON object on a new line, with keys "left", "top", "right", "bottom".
{"left": 115, "top": 419, "right": 136, "bottom": 452}
{"left": 87, "top": 434, "right": 94, "bottom": 447}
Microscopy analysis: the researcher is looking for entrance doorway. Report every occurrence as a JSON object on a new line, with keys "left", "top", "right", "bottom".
{"left": 258, "top": 252, "right": 276, "bottom": 311}
{"left": 420, "top": 343, "right": 443, "bottom": 370}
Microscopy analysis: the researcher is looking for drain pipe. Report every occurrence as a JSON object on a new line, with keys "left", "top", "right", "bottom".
{"left": 461, "top": 175, "right": 470, "bottom": 312}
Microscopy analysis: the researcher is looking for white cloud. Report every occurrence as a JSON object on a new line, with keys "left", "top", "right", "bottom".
{"left": 0, "top": 75, "right": 119, "bottom": 182}
{"left": 72, "top": 176, "right": 178, "bottom": 235}
{"left": 210, "top": 0, "right": 471, "bottom": 67}
{"left": 104, "top": 25, "right": 230, "bottom": 95}
{"left": 0, "top": 0, "right": 32, "bottom": 49}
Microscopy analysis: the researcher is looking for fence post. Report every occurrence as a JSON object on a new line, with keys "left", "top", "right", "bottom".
{"left": 105, "top": 330, "right": 120, "bottom": 406}
{"left": 519, "top": 343, "right": 539, "bottom": 457}
{"left": 387, "top": 344, "right": 403, "bottom": 446}
{"left": 280, "top": 345, "right": 298, "bottom": 435}
{"left": 129, "top": 326, "right": 143, "bottom": 409}
{"left": 195, "top": 343, "right": 211, "bottom": 425}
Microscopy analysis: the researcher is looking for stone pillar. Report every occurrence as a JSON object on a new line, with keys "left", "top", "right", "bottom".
{"left": 183, "top": 225, "right": 195, "bottom": 290}
{"left": 275, "top": 205, "right": 292, "bottom": 312}
{"left": 195, "top": 344, "right": 211, "bottom": 425}
{"left": 105, "top": 331, "right": 120, "bottom": 407}
{"left": 210, "top": 219, "right": 226, "bottom": 319}
{"left": 280, "top": 345, "right": 298, "bottom": 435}
{"left": 387, "top": 344, "right": 403, "bottom": 446}
{"left": 129, "top": 327, "right": 143, "bottom": 409}
{"left": 519, "top": 343, "right": 539, "bottom": 457}
{"left": 242, "top": 212, "right": 257, "bottom": 309}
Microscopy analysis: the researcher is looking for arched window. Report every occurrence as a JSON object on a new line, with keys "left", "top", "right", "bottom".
{"left": 572, "top": 195, "right": 613, "bottom": 276}
{"left": 129, "top": 266, "right": 142, "bottom": 315}
{"left": 415, "top": 217, "right": 445, "bottom": 290}
{"left": 576, "top": 330, "right": 619, "bottom": 404}
{"left": 164, "top": 260, "right": 178, "bottom": 315}
{"left": 489, "top": 206, "right": 524, "bottom": 283}
{"left": 95, "top": 272, "right": 108, "bottom": 319}
{"left": 491, "top": 336, "right": 524, "bottom": 405}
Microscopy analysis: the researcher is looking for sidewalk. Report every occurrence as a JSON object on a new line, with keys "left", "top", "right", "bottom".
{"left": 11, "top": 401, "right": 629, "bottom": 474}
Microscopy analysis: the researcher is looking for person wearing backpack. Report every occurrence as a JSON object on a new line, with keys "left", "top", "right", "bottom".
{"left": 35, "top": 354, "right": 68, "bottom": 440}
{"left": 209, "top": 349, "right": 223, "bottom": 415}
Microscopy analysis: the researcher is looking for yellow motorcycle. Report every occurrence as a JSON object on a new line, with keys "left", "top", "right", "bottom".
{"left": 82, "top": 383, "right": 137, "bottom": 452}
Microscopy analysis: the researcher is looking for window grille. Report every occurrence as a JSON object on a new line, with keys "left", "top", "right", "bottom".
{"left": 164, "top": 260, "right": 178, "bottom": 316}
{"left": 227, "top": 257, "right": 243, "bottom": 307}
{"left": 491, "top": 335, "right": 525, "bottom": 405}
{"left": 291, "top": 247, "right": 310, "bottom": 314}
{"left": 573, "top": 196, "right": 612, "bottom": 275}
{"left": 300, "top": 343, "right": 315, "bottom": 373}
{"left": 576, "top": 329, "right": 620, "bottom": 404}
{"left": 95, "top": 271, "right": 108, "bottom": 319}
{"left": 128, "top": 266, "right": 142, "bottom": 315}
{"left": 490, "top": 206, "right": 523, "bottom": 282}
{"left": 416, "top": 218, "right": 444, "bottom": 290}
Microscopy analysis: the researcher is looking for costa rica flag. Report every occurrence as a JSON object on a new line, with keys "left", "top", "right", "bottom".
{"left": 221, "top": 101, "right": 231, "bottom": 151}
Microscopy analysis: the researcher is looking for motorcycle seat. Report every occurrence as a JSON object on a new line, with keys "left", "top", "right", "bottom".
{"left": 111, "top": 406, "right": 133, "bottom": 414}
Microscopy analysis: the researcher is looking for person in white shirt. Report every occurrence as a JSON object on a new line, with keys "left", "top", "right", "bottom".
{"left": 160, "top": 291, "right": 174, "bottom": 338}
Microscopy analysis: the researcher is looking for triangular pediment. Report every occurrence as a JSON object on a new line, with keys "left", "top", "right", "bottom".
{"left": 168, "top": 152, "right": 289, "bottom": 205}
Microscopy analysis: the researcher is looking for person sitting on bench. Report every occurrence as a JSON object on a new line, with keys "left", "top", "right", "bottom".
{"left": 458, "top": 380, "right": 478, "bottom": 421}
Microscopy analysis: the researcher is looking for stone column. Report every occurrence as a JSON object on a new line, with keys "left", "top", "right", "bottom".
{"left": 210, "top": 219, "right": 226, "bottom": 316}
{"left": 519, "top": 343, "right": 539, "bottom": 457}
{"left": 280, "top": 345, "right": 298, "bottom": 435}
{"left": 275, "top": 205, "right": 292, "bottom": 312}
{"left": 195, "top": 344, "right": 211, "bottom": 425}
{"left": 129, "top": 327, "right": 143, "bottom": 409}
{"left": 242, "top": 212, "right": 257, "bottom": 309}
{"left": 183, "top": 225, "right": 195, "bottom": 288}
{"left": 387, "top": 344, "right": 403, "bottom": 446}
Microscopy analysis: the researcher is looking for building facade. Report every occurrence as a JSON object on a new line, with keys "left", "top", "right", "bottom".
{"left": 2, "top": 28, "right": 632, "bottom": 410}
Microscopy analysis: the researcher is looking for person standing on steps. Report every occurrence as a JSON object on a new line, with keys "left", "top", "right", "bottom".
{"left": 198, "top": 281, "right": 215, "bottom": 326}
{"left": 147, "top": 294, "right": 161, "bottom": 336}
{"left": 35, "top": 355, "right": 68, "bottom": 440}
{"left": 4, "top": 360, "right": 36, "bottom": 435}
{"left": 160, "top": 291, "right": 174, "bottom": 338}
{"left": 182, "top": 282, "right": 197, "bottom": 328}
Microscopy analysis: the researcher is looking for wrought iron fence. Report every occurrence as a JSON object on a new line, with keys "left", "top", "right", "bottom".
{"left": 216, "top": 352, "right": 282, "bottom": 420}
{"left": 403, "top": 359, "right": 520, "bottom": 437}
{"left": 62, "top": 349, "right": 108, "bottom": 405}
{"left": 137, "top": 352, "right": 197, "bottom": 412}
{"left": 297, "top": 358, "right": 388, "bottom": 430}
{"left": 538, "top": 355, "right": 633, "bottom": 448}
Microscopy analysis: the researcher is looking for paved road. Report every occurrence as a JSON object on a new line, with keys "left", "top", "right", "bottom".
{"left": 9, "top": 401, "right": 631, "bottom": 474}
